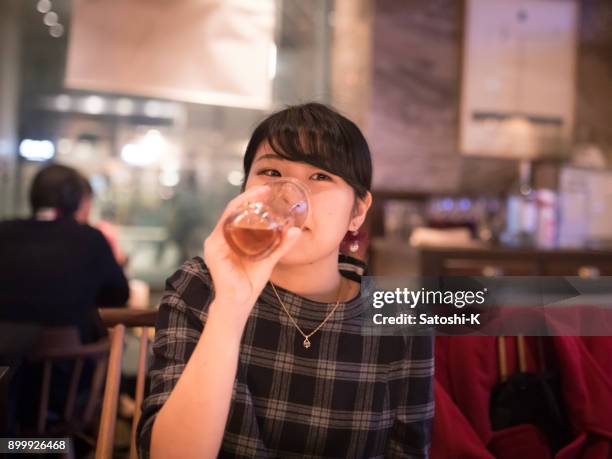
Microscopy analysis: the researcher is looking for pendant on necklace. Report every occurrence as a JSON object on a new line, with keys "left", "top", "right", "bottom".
{"left": 303, "top": 337, "right": 311, "bottom": 349}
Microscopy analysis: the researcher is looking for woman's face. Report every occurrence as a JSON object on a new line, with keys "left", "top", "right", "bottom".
{"left": 244, "top": 142, "right": 370, "bottom": 265}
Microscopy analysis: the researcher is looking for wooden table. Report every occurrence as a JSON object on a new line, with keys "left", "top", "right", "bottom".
{"left": 98, "top": 308, "right": 158, "bottom": 328}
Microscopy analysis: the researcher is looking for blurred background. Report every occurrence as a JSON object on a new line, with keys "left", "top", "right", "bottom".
{"left": 2, "top": 1, "right": 612, "bottom": 456}
{"left": 1, "top": 0, "right": 611, "bottom": 293}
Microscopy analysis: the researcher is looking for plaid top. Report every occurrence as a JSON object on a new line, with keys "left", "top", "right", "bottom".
{"left": 137, "top": 255, "right": 435, "bottom": 458}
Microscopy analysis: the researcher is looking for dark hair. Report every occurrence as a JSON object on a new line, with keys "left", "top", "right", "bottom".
{"left": 29, "top": 163, "right": 88, "bottom": 216}
{"left": 242, "top": 103, "right": 372, "bottom": 199}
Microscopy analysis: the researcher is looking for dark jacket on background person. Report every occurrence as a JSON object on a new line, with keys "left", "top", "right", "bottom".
{"left": 0, "top": 216, "right": 130, "bottom": 434}
{"left": 0, "top": 216, "right": 129, "bottom": 343}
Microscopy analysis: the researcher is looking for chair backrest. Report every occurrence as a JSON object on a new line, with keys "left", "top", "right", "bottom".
{"left": 130, "top": 327, "right": 150, "bottom": 459}
{"left": 95, "top": 309, "right": 157, "bottom": 459}
{"left": 95, "top": 324, "right": 125, "bottom": 459}
{"left": 26, "top": 326, "right": 110, "bottom": 435}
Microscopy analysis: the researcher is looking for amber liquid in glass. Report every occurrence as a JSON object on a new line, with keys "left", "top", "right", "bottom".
{"left": 223, "top": 222, "right": 283, "bottom": 259}
{"left": 223, "top": 178, "right": 309, "bottom": 260}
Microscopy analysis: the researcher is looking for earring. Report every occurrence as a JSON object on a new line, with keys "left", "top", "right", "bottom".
{"left": 349, "top": 229, "right": 359, "bottom": 253}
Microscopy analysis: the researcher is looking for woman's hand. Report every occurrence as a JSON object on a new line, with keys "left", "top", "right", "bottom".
{"left": 204, "top": 185, "right": 301, "bottom": 328}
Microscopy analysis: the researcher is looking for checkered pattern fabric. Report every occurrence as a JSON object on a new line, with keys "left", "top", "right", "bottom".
{"left": 137, "top": 255, "right": 434, "bottom": 458}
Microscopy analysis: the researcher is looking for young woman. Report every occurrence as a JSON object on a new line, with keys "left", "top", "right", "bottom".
{"left": 137, "top": 103, "right": 434, "bottom": 458}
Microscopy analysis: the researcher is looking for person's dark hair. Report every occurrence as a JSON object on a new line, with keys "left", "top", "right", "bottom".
{"left": 81, "top": 175, "right": 93, "bottom": 197}
{"left": 29, "top": 163, "right": 88, "bottom": 216}
{"left": 241, "top": 102, "right": 372, "bottom": 200}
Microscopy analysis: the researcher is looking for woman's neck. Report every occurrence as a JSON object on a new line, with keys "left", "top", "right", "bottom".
{"left": 270, "top": 250, "right": 357, "bottom": 303}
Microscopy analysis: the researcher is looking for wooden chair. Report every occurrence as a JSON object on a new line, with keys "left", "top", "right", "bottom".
{"left": 26, "top": 327, "right": 110, "bottom": 437}
{"left": 13, "top": 326, "right": 110, "bottom": 459}
{"left": 95, "top": 308, "right": 157, "bottom": 459}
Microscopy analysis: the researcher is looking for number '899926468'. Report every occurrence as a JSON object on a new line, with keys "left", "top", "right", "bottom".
{"left": 1, "top": 438, "right": 70, "bottom": 453}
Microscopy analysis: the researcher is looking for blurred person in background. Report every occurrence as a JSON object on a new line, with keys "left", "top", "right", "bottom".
{"left": 75, "top": 177, "right": 128, "bottom": 267}
{"left": 166, "top": 169, "right": 208, "bottom": 263}
{"left": 0, "top": 163, "right": 130, "bottom": 434}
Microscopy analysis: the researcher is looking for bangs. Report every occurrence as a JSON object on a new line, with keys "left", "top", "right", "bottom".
{"left": 267, "top": 125, "right": 346, "bottom": 181}
{"left": 243, "top": 103, "right": 372, "bottom": 198}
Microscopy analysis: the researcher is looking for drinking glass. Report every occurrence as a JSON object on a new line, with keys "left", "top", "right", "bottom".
{"left": 223, "top": 178, "right": 309, "bottom": 260}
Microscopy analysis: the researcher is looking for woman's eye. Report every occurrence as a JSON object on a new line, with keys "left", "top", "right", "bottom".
{"left": 311, "top": 172, "right": 332, "bottom": 181}
{"left": 257, "top": 169, "right": 281, "bottom": 177}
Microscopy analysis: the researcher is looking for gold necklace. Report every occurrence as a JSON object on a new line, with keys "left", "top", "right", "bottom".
{"left": 270, "top": 278, "right": 344, "bottom": 349}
